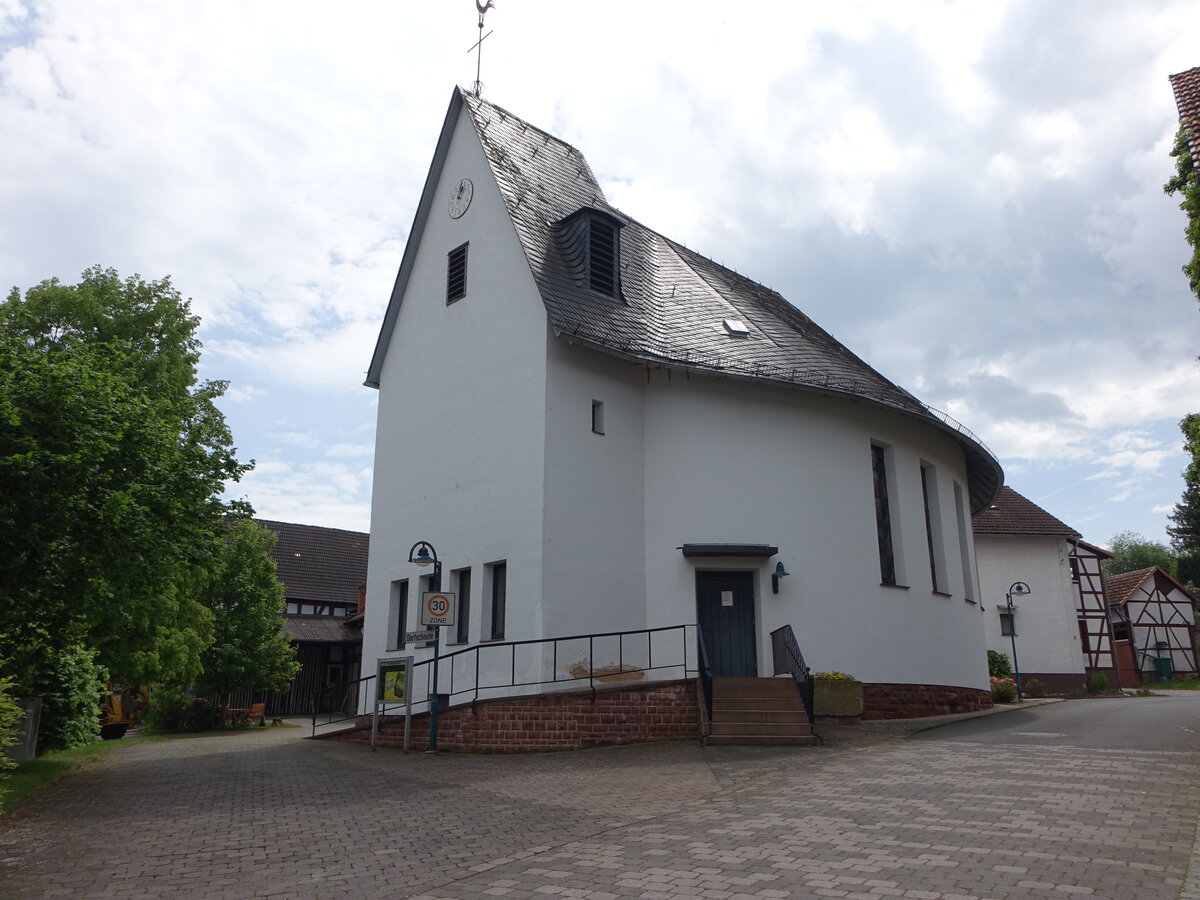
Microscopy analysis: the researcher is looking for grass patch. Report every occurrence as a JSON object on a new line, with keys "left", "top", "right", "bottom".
{"left": 1148, "top": 679, "right": 1200, "bottom": 690}
{"left": 1, "top": 734, "right": 164, "bottom": 816}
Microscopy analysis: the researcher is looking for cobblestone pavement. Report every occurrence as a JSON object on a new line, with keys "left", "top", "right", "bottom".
{"left": 1, "top": 712, "right": 1196, "bottom": 899}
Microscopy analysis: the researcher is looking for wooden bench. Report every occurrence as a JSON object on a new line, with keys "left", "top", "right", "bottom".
{"left": 249, "top": 702, "right": 266, "bottom": 726}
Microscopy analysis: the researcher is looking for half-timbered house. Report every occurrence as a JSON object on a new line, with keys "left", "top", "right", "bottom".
{"left": 1067, "top": 538, "right": 1118, "bottom": 684}
{"left": 1105, "top": 567, "right": 1198, "bottom": 683}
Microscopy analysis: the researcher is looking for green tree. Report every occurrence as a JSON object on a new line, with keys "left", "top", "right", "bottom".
{"left": 1164, "top": 125, "right": 1200, "bottom": 304}
{"left": 0, "top": 267, "right": 250, "bottom": 695}
{"left": 1168, "top": 477, "right": 1200, "bottom": 552}
{"left": 193, "top": 519, "right": 299, "bottom": 704}
{"left": 1102, "top": 531, "right": 1176, "bottom": 578}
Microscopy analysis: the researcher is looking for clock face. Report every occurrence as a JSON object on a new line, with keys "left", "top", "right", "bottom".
{"left": 448, "top": 177, "right": 473, "bottom": 218}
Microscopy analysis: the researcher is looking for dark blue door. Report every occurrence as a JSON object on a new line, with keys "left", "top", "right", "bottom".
{"left": 696, "top": 571, "right": 757, "bottom": 677}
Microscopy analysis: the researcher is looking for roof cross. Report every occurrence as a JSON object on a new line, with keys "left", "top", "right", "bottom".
{"left": 469, "top": 0, "right": 495, "bottom": 97}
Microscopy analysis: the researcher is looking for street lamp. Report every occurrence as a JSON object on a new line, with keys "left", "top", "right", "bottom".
{"left": 1005, "top": 581, "right": 1030, "bottom": 702}
{"left": 408, "top": 540, "right": 442, "bottom": 751}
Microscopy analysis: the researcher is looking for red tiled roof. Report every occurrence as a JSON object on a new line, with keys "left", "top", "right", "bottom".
{"left": 971, "top": 485, "right": 1079, "bottom": 537}
{"left": 256, "top": 519, "right": 369, "bottom": 606}
{"left": 1105, "top": 566, "right": 1200, "bottom": 607}
{"left": 1104, "top": 567, "right": 1155, "bottom": 606}
{"left": 1170, "top": 67, "right": 1200, "bottom": 159}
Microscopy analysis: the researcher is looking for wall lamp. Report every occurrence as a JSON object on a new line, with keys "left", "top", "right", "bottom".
{"left": 772, "top": 561, "right": 790, "bottom": 594}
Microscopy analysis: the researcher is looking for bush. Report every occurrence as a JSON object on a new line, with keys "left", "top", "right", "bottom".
{"left": 143, "top": 686, "right": 224, "bottom": 733}
{"left": 1087, "top": 672, "right": 1109, "bottom": 694}
{"left": 142, "top": 684, "right": 188, "bottom": 734}
{"left": 28, "top": 643, "right": 105, "bottom": 752}
{"left": 0, "top": 671, "right": 24, "bottom": 774}
{"left": 1024, "top": 678, "right": 1046, "bottom": 698}
{"left": 990, "top": 677, "right": 1016, "bottom": 703}
{"left": 987, "top": 650, "right": 1013, "bottom": 679}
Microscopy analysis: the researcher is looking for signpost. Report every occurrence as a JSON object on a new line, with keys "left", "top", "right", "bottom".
{"left": 372, "top": 656, "right": 413, "bottom": 751}
{"left": 419, "top": 592, "right": 454, "bottom": 751}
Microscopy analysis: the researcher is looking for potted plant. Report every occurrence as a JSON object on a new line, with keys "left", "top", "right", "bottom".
{"left": 812, "top": 671, "right": 863, "bottom": 723}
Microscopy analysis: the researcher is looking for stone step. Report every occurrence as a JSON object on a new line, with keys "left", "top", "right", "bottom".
{"left": 707, "top": 733, "right": 819, "bottom": 746}
{"left": 709, "top": 721, "right": 811, "bottom": 737}
{"left": 712, "top": 708, "right": 808, "bottom": 724}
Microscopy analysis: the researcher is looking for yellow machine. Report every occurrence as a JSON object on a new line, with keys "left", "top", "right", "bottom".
{"left": 99, "top": 684, "right": 149, "bottom": 740}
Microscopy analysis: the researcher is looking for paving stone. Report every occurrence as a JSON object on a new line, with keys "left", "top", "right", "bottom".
{"left": 0, "top": 720, "right": 1196, "bottom": 898}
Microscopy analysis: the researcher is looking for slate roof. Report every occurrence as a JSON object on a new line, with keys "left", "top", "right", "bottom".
{"left": 1170, "top": 67, "right": 1200, "bottom": 159}
{"left": 972, "top": 485, "right": 1079, "bottom": 538}
{"left": 256, "top": 519, "right": 369, "bottom": 606}
{"left": 368, "top": 88, "right": 1002, "bottom": 513}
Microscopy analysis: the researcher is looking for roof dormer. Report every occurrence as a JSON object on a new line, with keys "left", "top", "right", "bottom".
{"left": 552, "top": 207, "right": 624, "bottom": 301}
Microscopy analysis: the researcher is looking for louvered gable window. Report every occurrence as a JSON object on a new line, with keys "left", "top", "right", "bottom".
{"left": 552, "top": 208, "right": 623, "bottom": 301}
{"left": 446, "top": 242, "right": 468, "bottom": 304}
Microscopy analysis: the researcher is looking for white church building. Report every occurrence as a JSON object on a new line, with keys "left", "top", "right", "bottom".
{"left": 358, "top": 88, "right": 1004, "bottom": 745}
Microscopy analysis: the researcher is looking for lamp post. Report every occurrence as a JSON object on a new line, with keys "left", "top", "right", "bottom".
{"left": 408, "top": 540, "right": 442, "bottom": 751}
{"left": 1005, "top": 581, "right": 1030, "bottom": 702}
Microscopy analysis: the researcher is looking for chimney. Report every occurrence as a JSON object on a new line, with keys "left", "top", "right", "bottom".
{"left": 357, "top": 583, "right": 367, "bottom": 618}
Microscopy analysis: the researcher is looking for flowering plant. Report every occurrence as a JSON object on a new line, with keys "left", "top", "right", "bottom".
{"left": 812, "top": 672, "right": 858, "bottom": 682}
{"left": 990, "top": 676, "right": 1017, "bottom": 703}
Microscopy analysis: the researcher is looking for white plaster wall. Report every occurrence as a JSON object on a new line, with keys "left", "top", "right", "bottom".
{"left": 540, "top": 339, "right": 647, "bottom": 653}
{"left": 640, "top": 371, "right": 989, "bottom": 690}
{"left": 362, "top": 103, "right": 550, "bottom": 699}
{"left": 976, "top": 535, "right": 1084, "bottom": 678}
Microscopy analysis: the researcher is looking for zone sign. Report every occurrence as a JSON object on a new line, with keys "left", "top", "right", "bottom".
{"left": 420, "top": 592, "right": 456, "bottom": 627}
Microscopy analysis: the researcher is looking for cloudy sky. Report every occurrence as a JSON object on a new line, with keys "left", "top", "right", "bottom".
{"left": 3, "top": 1, "right": 1199, "bottom": 548}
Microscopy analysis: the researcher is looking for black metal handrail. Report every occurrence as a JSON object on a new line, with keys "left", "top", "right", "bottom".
{"left": 311, "top": 675, "right": 373, "bottom": 736}
{"left": 770, "top": 624, "right": 815, "bottom": 727}
{"left": 369, "top": 624, "right": 703, "bottom": 722}
{"left": 695, "top": 629, "right": 714, "bottom": 736}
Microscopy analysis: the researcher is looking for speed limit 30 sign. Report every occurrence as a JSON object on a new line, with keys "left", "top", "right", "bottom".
{"left": 420, "top": 592, "right": 456, "bottom": 627}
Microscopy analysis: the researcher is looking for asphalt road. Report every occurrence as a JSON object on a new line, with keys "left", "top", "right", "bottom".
{"left": 911, "top": 692, "right": 1200, "bottom": 751}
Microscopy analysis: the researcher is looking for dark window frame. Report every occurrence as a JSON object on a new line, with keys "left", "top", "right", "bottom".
{"left": 390, "top": 580, "right": 409, "bottom": 651}
{"left": 454, "top": 568, "right": 471, "bottom": 645}
{"left": 588, "top": 217, "right": 618, "bottom": 296}
{"left": 489, "top": 562, "right": 507, "bottom": 641}
{"left": 446, "top": 242, "right": 468, "bottom": 304}
{"left": 999, "top": 610, "right": 1015, "bottom": 636}
{"left": 872, "top": 445, "right": 897, "bottom": 586}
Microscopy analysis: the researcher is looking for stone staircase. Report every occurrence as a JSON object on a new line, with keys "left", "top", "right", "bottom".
{"left": 707, "top": 676, "right": 817, "bottom": 746}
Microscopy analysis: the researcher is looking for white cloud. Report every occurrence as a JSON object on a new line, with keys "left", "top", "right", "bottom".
{"left": 327, "top": 443, "right": 373, "bottom": 459}
{"left": 5, "top": 0, "right": 1200, "bottom": 541}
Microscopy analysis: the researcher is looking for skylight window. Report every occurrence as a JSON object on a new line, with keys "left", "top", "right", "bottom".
{"left": 723, "top": 318, "right": 750, "bottom": 337}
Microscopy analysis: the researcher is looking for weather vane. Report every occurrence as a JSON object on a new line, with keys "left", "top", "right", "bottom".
{"left": 469, "top": 0, "right": 495, "bottom": 97}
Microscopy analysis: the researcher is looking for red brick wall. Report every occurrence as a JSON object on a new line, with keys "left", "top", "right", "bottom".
{"left": 862, "top": 683, "right": 992, "bottom": 720}
{"left": 332, "top": 680, "right": 701, "bottom": 752}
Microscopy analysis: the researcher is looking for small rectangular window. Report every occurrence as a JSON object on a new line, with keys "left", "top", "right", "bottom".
{"left": 447, "top": 243, "right": 468, "bottom": 304}
{"left": 591, "top": 399, "right": 605, "bottom": 435}
{"left": 388, "top": 580, "right": 409, "bottom": 651}
{"left": 454, "top": 568, "right": 471, "bottom": 645}
{"left": 488, "top": 561, "right": 507, "bottom": 641}
{"left": 999, "top": 610, "right": 1015, "bottom": 636}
